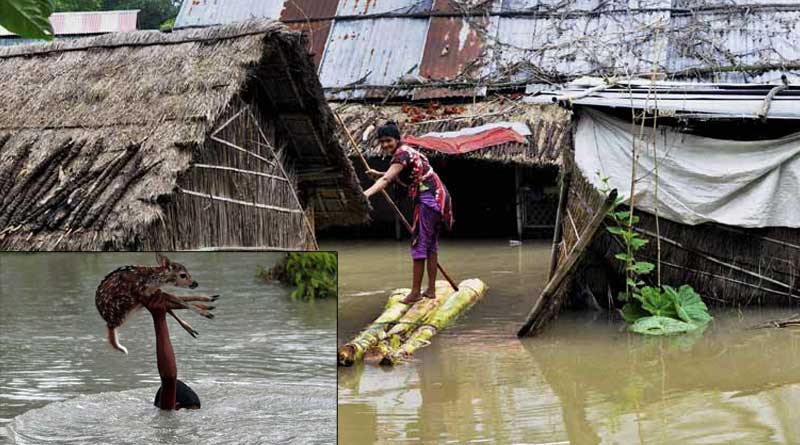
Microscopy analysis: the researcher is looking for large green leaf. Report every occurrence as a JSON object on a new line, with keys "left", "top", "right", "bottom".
{"left": 0, "top": 0, "right": 54, "bottom": 40}
{"left": 630, "top": 316, "right": 698, "bottom": 336}
{"left": 637, "top": 286, "right": 677, "bottom": 318}
{"left": 670, "top": 284, "right": 712, "bottom": 325}
{"left": 620, "top": 302, "right": 649, "bottom": 324}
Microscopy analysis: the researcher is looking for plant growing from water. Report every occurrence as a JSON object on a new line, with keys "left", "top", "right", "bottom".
{"left": 256, "top": 252, "right": 337, "bottom": 300}
{"left": 598, "top": 174, "right": 712, "bottom": 335}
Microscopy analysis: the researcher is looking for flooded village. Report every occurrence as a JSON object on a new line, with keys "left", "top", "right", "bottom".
{"left": 2, "top": 0, "right": 800, "bottom": 444}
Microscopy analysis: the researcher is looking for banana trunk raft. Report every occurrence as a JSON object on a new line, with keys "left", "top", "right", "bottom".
{"left": 338, "top": 279, "right": 488, "bottom": 367}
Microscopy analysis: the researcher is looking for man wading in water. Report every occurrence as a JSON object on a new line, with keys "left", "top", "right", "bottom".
{"left": 364, "top": 121, "right": 454, "bottom": 304}
{"left": 147, "top": 297, "right": 201, "bottom": 410}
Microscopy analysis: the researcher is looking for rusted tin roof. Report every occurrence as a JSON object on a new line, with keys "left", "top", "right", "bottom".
{"left": 173, "top": 0, "right": 800, "bottom": 98}
{"left": 318, "top": 17, "right": 429, "bottom": 87}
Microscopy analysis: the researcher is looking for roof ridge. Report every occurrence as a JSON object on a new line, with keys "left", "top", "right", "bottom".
{"left": 0, "top": 19, "right": 288, "bottom": 59}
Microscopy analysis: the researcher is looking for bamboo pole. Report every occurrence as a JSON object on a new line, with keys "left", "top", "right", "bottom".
{"left": 246, "top": 107, "right": 319, "bottom": 250}
{"left": 632, "top": 226, "right": 796, "bottom": 292}
{"left": 178, "top": 188, "right": 303, "bottom": 214}
{"left": 333, "top": 111, "right": 459, "bottom": 291}
{"left": 190, "top": 164, "right": 289, "bottom": 182}
{"left": 548, "top": 171, "right": 570, "bottom": 280}
{"left": 518, "top": 190, "right": 618, "bottom": 337}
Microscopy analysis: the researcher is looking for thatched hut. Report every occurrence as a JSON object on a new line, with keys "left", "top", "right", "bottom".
{"left": 520, "top": 78, "right": 800, "bottom": 334}
{"left": 0, "top": 20, "right": 368, "bottom": 251}
{"left": 333, "top": 100, "right": 572, "bottom": 239}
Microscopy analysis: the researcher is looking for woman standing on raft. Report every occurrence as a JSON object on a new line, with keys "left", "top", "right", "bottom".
{"left": 363, "top": 121, "right": 454, "bottom": 305}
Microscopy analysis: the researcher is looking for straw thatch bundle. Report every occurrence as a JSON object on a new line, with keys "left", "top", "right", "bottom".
{"left": 0, "top": 20, "right": 368, "bottom": 251}
{"left": 334, "top": 101, "right": 571, "bottom": 166}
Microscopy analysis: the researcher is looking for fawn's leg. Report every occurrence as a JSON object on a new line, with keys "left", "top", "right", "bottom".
{"left": 179, "top": 295, "right": 220, "bottom": 303}
{"left": 157, "top": 290, "right": 214, "bottom": 319}
{"left": 167, "top": 309, "right": 198, "bottom": 338}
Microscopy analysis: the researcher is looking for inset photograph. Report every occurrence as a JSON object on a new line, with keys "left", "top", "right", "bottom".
{"left": 0, "top": 251, "right": 337, "bottom": 444}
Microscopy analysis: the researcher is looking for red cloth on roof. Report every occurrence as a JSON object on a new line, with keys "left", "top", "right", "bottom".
{"left": 403, "top": 127, "right": 526, "bottom": 155}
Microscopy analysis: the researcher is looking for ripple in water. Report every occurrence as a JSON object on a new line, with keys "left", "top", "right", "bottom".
{"left": 8, "top": 381, "right": 334, "bottom": 445}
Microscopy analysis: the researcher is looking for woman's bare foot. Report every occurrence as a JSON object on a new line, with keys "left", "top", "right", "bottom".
{"left": 401, "top": 291, "right": 422, "bottom": 304}
{"left": 422, "top": 288, "right": 436, "bottom": 299}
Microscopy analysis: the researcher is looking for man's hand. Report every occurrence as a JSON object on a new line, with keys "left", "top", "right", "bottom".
{"left": 144, "top": 294, "right": 170, "bottom": 316}
{"left": 366, "top": 169, "right": 383, "bottom": 180}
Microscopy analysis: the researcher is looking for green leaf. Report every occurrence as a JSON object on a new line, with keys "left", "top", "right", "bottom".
{"left": 613, "top": 210, "right": 631, "bottom": 221}
{"left": 629, "top": 237, "right": 649, "bottom": 249}
{"left": 629, "top": 261, "right": 655, "bottom": 275}
{"left": 607, "top": 226, "right": 626, "bottom": 236}
{"left": 638, "top": 286, "right": 677, "bottom": 318}
{"left": 0, "top": 0, "right": 54, "bottom": 40}
{"left": 620, "top": 302, "right": 649, "bottom": 323}
{"left": 629, "top": 316, "right": 698, "bottom": 336}
{"left": 672, "top": 285, "right": 712, "bottom": 325}
{"left": 615, "top": 252, "right": 632, "bottom": 262}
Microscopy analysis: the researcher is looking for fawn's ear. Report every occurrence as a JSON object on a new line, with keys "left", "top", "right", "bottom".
{"left": 155, "top": 253, "right": 171, "bottom": 268}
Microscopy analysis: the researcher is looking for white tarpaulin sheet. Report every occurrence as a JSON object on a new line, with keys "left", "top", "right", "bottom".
{"left": 575, "top": 109, "right": 800, "bottom": 228}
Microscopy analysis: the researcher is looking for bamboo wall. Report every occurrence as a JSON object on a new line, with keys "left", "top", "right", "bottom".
{"left": 144, "top": 98, "right": 315, "bottom": 250}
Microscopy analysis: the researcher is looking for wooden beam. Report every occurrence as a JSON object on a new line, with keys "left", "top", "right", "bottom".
{"left": 179, "top": 188, "right": 303, "bottom": 214}
{"left": 210, "top": 135, "right": 274, "bottom": 165}
{"left": 515, "top": 165, "right": 523, "bottom": 240}
{"left": 247, "top": 106, "right": 320, "bottom": 250}
{"left": 548, "top": 171, "right": 571, "bottom": 280}
{"left": 633, "top": 226, "right": 795, "bottom": 292}
{"left": 518, "top": 189, "right": 617, "bottom": 338}
{"left": 190, "top": 164, "right": 289, "bottom": 182}
{"left": 211, "top": 108, "right": 246, "bottom": 137}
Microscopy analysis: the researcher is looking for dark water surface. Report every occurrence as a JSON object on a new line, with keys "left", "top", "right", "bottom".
{"left": 333, "top": 240, "right": 800, "bottom": 444}
{"left": 0, "top": 252, "right": 336, "bottom": 444}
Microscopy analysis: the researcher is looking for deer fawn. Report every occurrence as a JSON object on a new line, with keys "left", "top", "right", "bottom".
{"left": 95, "top": 253, "right": 218, "bottom": 354}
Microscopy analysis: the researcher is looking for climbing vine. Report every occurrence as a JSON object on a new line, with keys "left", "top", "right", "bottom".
{"left": 599, "top": 175, "right": 712, "bottom": 335}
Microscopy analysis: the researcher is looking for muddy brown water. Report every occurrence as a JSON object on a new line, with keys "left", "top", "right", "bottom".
{"left": 0, "top": 252, "right": 336, "bottom": 445}
{"left": 333, "top": 240, "right": 800, "bottom": 444}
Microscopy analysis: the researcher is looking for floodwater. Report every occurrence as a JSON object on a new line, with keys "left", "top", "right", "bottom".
{"left": 0, "top": 252, "right": 336, "bottom": 445}
{"left": 335, "top": 240, "right": 800, "bottom": 444}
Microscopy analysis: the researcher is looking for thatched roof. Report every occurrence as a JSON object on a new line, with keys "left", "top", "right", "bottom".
{"left": 334, "top": 100, "right": 572, "bottom": 166}
{"left": 0, "top": 20, "right": 368, "bottom": 250}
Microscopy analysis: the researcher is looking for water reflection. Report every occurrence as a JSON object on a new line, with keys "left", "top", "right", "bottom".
{"left": 0, "top": 252, "right": 336, "bottom": 444}
{"left": 335, "top": 240, "right": 800, "bottom": 444}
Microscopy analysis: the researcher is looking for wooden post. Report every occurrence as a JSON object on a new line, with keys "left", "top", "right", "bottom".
{"left": 548, "top": 170, "right": 571, "bottom": 280}
{"left": 515, "top": 165, "right": 523, "bottom": 240}
{"left": 518, "top": 189, "right": 617, "bottom": 338}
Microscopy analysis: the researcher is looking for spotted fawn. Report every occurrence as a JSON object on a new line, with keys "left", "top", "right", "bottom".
{"left": 95, "top": 253, "right": 218, "bottom": 354}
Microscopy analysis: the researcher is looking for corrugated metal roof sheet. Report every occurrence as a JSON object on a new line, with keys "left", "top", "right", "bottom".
{"left": 175, "top": 0, "right": 283, "bottom": 28}
{"left": 420, "top": 16, "right": 488, "bottom": 80}
{"left": 318, "top": 17, "right": 428, "bottom": 87}
{"left": 668, "top": 10, "right": 800, "bottom": 81}
{"left": 335, "top": 0, "right": 433, "bottom": 15}
{"left": 526, "top": 78, "right": 800, "bottom": 119}
{"left": 280, "top": 0, "right": 339, "bottom": 20}
{"left": 0, "top": 10, "right": 138, "bottom": 37}
{"left": 170, "top": 0, "right": 800, "bottom": 97}
{"left": 490, "top": 11, "right": 669, "bottom": 80}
